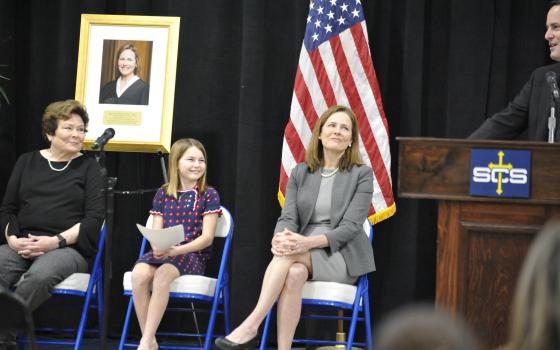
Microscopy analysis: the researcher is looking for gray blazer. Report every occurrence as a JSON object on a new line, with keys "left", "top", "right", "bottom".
{"left": 274, "top": 163, "right": 375, "bottom": 277}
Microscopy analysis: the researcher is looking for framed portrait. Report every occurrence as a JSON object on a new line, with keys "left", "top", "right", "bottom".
{"left": 75, "top": 14, "right": 180, "bottom": 153}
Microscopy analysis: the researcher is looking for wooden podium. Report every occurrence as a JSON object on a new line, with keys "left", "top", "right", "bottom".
{"left": 397, "top": 137, "right": 560, "bottom": 348}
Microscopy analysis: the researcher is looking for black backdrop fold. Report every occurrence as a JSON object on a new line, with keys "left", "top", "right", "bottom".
{"left": 0, "top": 0, "right": 551, "bottom": 341}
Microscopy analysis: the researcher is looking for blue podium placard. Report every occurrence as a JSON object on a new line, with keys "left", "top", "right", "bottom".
{"left": 469, "top": 149, "right": 531, "bottom": 198}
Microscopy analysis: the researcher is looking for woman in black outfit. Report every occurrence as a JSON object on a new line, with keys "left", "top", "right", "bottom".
{"left": 0, "top": 99, "right": 104, "bottom": 348}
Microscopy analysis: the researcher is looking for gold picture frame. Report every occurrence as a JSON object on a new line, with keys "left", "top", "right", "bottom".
{"left": 75, "top": 14, "right": 180, "bottom": 153}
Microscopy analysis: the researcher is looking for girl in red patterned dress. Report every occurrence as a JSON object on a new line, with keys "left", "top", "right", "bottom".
{"left": 131, "top": 138, "right": 221, "bottom": 350}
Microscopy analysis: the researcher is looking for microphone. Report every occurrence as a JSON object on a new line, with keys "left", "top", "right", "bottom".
{"left": 546, "top": 71, "right": 560, "bottom": 100}
{"left": 91, "top": 128, "right": 115, "bottom": 150}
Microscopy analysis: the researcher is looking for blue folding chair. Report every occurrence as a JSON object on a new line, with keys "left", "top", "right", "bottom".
{"left": 119, "top": 206, "right": 233, "bottom": 350}
{"left": 259, "top": 220, "right": 374, "bottom": 350}
{"left": 17, "top": 224, "right": 106, "bottom": 349}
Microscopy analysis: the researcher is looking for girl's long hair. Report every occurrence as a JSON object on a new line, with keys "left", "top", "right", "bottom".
{"left": 164, "top": 138, "right": 208, "bottom": 198}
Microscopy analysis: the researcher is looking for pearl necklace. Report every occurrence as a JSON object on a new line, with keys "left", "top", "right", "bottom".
{"left": 321, "top": 167, "right": 339, "bottom": 178}
{"left": 46, "top": 150, "right": 73, "bottom": 172}
{"left": 48, "top": 158, "right": 72, "bottom": 172}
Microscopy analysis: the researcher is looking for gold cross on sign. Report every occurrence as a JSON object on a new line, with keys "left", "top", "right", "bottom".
{"left": 487, "top": 151, "right": 512, "bottom": 195}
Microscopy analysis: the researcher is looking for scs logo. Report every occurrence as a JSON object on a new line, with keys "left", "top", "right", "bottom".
{"left": 469, "top": 149, "right": 531, "bottom": 198}
{"left": 472, "top": 167, "right": 528, "bottom": 184}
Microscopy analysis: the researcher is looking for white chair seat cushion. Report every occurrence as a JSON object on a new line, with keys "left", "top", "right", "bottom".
{"left": 53, "top": 273, "right": 91, "bottom": 293}
{"left": 302, "top": 281, "right": 357, "bottom": 306}
{"left": 123, "top": 271, "right": 217, "bottom": 297}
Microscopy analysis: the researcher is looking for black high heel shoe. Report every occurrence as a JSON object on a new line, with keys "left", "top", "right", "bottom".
{"left": 214, "top": 336, "right": 259, "bottom": 350}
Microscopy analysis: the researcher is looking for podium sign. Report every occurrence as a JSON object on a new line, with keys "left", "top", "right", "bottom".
{"left": 397, "top": 137, "right": 560, "bottom": 348}
{"left": 469, "top": 148, "right": 531, "bottom": 198}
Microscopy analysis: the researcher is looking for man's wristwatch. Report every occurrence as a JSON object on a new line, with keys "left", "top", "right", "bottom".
{"left": 56, "top": 234, "right": 67, "bottom": 248}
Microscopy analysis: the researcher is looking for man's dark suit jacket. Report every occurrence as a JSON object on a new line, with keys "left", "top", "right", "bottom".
{"left": 470, "top": 62, "right": 560, "bottom": 141}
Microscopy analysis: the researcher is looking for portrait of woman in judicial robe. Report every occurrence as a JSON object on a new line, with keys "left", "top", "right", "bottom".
{"left": 99, "top": 42, "right": 151, "bottom": 105}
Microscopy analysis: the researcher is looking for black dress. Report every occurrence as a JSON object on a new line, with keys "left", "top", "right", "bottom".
{"left": 99, "top": 78, "right": 150, "bottom": 105}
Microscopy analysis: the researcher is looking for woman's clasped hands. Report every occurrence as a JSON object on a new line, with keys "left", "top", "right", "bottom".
{"left": 7, "top": 234, "right": 58, "bottom": 258}
{"left": 271, "top": 228, "right": 310, "bottom": 256}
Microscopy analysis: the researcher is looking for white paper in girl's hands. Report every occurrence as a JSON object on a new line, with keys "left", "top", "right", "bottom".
{"left": 136, "top": 223, "right": 184, "bottom": 250}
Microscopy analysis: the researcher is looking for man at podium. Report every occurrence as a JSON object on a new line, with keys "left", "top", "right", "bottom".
{"left": 470, "top": 1, "right": 560, "bottom": 142}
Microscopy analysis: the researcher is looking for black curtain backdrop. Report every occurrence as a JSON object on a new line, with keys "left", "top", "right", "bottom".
{"left": 0, "top": 0, "right": 552, "bottom": 342}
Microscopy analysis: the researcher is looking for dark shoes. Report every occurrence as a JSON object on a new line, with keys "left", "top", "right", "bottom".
{"left": 215, "top": 336, "right": 258, "bottom": 350}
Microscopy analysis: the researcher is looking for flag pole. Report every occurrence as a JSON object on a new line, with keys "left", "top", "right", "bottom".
{"left": 282, "top": 1, "right": 393, "bottom": 348}
{"left": 316, "top": 310, "right": 363, "bottom": 350}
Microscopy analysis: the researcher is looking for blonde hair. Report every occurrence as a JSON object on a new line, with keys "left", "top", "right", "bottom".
{"left": 163, "top": 138, "right": 208, "bottom": 198}
{"left": 507, "top": 220, "right": 560, "bottom": 350}
{"left": 304, "top": 105, "right": 363, "bottom": 172}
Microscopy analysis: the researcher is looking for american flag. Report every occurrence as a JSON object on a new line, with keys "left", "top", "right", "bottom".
{"left": 278, "top": 0, "right": 395, "bottom": 224}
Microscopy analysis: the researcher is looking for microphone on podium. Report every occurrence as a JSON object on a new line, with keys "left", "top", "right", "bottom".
{"left": 545, "top": 71, "right": 559, "bottom": 100}
{"left": 91, "top": 128, "right": 115, "bottom": 150}
{"left": 546, "top": 72, "right": 558, "bottom": 143}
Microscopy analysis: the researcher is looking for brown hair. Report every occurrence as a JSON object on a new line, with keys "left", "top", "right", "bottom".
{"left": 42, "top": 99, "right": 89, "bottom": 141}
{"left": 163, "top": 138, "right": 208, "bottom": 198}
{"left": 115, "top": 44, "right": 140, "bottom": 78}
{"left": 375, "top": 304, "right": 478, "bottom": 350}
{"left": 507, "top": 220, "right": 560, "bottom": 350}
{"left": 304, "top": 105, "right": 363, "bottom": 172}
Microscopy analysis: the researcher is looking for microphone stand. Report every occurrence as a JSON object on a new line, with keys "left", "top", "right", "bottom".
{"left": 96, "top": 145, "right": 117, "bottom": 350}
{"left": 549, "top": 99, "right": 557, "bottom": 143}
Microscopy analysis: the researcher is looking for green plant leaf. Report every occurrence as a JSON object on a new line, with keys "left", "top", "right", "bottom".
{"left": 0, "top": 86, "right": 9, "bottom": 106}
{"left": 0, "top": 64, "right": 10, "bottom": 105}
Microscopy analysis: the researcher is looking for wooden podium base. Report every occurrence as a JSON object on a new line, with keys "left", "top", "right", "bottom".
{"left": 397, "top": 137, "right": 560, "bottom": 347}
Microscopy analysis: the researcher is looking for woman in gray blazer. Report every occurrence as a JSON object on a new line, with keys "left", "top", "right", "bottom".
{"left": 216, "top": 105, "right": 374, "bottom": 350}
